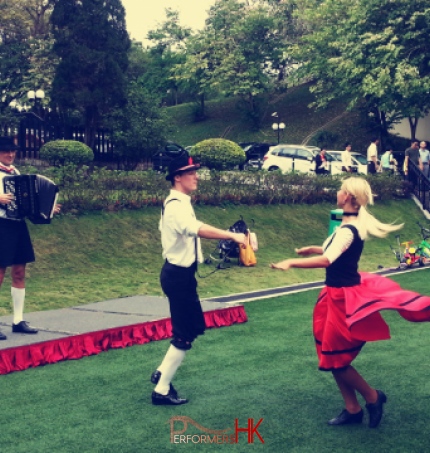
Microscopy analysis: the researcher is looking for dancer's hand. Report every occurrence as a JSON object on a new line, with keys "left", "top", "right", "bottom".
{"left": 233, "top": 233, "right": 247, "bottom": 247}
{"left": 270, "top": 260, "right": 292, "bottom": 271}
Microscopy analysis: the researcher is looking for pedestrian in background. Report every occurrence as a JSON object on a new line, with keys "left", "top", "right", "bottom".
{"left": 315, "top": 148, "right": 330, "bottom": 175}
{"left": 404, "top": 140, "right": 422, "bottom": 176}
{"left": 367, "top": 138, "right": 380, "bottom": 174}
{"left": 380, "top": 148, "right": 394, "bottom": 174}
{"left": 341, "top": 143, "right": 353, "bottom": 173}
{"left": 419, "top": 141, "right": 429, "bottom": 178}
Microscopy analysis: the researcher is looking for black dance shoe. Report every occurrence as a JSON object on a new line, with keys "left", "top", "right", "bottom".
{"left": 12, "top": 321, "right": 38, "bottom": 334}
{"left": 328, "top": 409, "right": 364, "bottom": 426}
{"left": 0, "top": 330, "right": 7, "bottom": 340}
{"left": 152, "top": 389, "right": 188, "bottom": 406}
{"left": 366, "top": 390, "right": 387, "bottom": 428}
{"left": 150, "top": 370, "right": 177, "bottom": 396}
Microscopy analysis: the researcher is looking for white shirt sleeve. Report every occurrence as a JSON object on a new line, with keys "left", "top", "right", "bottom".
{"left": 323, "top": 227, "right": 355, "bottom": 264}
{"left": 164, "top": 201, "right": 203, "bottom": 237}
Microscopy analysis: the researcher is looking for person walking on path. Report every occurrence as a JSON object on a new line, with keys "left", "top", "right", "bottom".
{"left": 270, "top": 176, "right": 430, "bottom": 428}
{"left": 380, "top": 148, "right": 395, "bottom": 174}
{"left": 315, "top": 148, "right": 330, "bottom": 175}
{"left": 419, "top": 141, "right": 430, "bottom": 178}
{"left": 404, "top": 140, "right": 422, "bottom": 175}
{"left": 341, "top": 143, "right": 353, "bottom": 173}
{"left": 0, "top": 137, "right": 60, "bottom": 340}
{"left": 367, "top": 137, "right": 380, "bottom": 174}
{"left": 151, "top": 151, "right": 246, "bottom": 406}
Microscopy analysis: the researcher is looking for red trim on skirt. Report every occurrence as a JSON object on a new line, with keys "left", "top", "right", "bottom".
{"left": 313, "top": 272, "right": 430, "bottom": 371}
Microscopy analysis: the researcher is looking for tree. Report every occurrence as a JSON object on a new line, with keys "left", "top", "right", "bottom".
{"left": 106, "top": 82, "right": 170, "bottom": 170}
{"left": 0, "top": 0, "right": 56, "bottom": 118}
{"left": 50, "top": 0, "right": 130, "bottom": 148}
{"left": 0, "top": 0, "right": 32, "bottom": 129}
{"left": 294, "top": 0, "right": 430, "bottom": 142}
{"left": 145, "top": 8, "right": 192, "bottom": 107}
{"left": 172, "top": 0, "right": 284, "bottom": 128}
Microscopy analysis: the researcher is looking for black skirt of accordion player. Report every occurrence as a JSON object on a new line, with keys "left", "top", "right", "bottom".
{"left": 0, "top": 218, "right": 35, "bottom": 267}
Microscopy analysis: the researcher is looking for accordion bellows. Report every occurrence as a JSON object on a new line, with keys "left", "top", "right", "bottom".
{"left": 2, "top": 174, "right": 59, "bottom": 224}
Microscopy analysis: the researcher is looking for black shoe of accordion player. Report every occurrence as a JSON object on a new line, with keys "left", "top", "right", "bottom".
{"left": 12, "top": 321, "right": 38, "bottom": 334}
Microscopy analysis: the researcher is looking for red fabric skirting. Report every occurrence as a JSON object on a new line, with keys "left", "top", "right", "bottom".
{"left": 0, "top": 306, "right": 247, "bottom": 375}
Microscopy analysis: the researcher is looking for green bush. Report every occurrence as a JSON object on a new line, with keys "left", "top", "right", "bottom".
{"left": 190, "top": 138, "right": 246, "bottom": 170}
{"left": 37, "top": 164, "right": 408, "bottom": 214}
{"left": 40, "top": 140, "right": 94, "bottom": 167}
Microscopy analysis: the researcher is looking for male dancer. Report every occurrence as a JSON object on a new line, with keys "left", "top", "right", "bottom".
{"left": 151, "top": 151, "right": 246, "bottom": 405}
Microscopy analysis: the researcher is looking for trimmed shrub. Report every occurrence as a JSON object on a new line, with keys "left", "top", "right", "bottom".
{"left": 190, "top": 138, "right": 246, "bottom": 170}
{"left": 40, "top": 140, "right": 94, "bottom": 166}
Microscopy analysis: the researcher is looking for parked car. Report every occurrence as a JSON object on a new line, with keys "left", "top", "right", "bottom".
{"left": 239, "top": 142, "right": 277, "bottom": 169}
{"left": 152, "top": 142, "right": 187, "bottom": 171}
{"left": 326, "top": 150, "right": 369, "bottom": 175}
{"left": 261, "top": 144, "right": 321, "bottom": 174}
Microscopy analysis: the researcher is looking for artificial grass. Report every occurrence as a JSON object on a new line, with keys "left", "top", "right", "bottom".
{"left": 1, "top": 271, "right": 430, "bottom": 452}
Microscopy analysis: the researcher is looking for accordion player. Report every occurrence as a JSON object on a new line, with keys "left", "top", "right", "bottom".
{"left": 0, "top": 174, "right": 59, "bottom": 224}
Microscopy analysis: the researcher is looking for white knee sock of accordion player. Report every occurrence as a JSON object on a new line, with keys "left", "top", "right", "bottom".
{"left": 154, "top": 345, "right": 186, "bottom": 395}
{"left": 11, "top": 287, "right": 25, "bottom": 324}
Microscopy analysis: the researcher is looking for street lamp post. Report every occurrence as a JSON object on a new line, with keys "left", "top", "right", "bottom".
{"left": 9, "top": 89, "right": 45, "bottom": 121}
{"left": 8, "top": 89, "right": 46, "bottom": 158}
{"left": 271, "top": 112, "right": 285, "bottom": 144}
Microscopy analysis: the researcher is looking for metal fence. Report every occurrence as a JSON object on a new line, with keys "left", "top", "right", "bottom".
{"left": 2, "top": 114, "right": 115, "bottom": 162}
{"left": 408, "top": 160, "right": 430, "bottom": 213}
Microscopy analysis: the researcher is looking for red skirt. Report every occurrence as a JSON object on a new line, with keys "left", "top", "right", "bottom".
{"left": 313, "top": 272, "right": 430, "bottom": 371}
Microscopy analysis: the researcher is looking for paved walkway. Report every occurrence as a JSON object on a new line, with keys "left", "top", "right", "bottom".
{"left": 0, "top": 295, "right": 239, "bottom": 351}
{"left": 0, "top": 264, "right": 413, "bottom": 351}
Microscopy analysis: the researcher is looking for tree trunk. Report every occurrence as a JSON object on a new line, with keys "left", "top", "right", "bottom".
{"left": 84, "top": 106, "right": 98, "bottom": 150}
{"left": 408, "top": 116, "right": 419, "bottom": 140}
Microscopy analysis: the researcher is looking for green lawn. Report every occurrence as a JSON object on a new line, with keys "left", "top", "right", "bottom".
{"left": 1, "top": 270, "right": 430, "bottom": 453}
{"left": 0, "top": 198, "right": 426, "bottom": 316}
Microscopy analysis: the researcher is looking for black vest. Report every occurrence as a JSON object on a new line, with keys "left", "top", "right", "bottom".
{"left": 325, "top": 224, "right": 363, "bottom": 288}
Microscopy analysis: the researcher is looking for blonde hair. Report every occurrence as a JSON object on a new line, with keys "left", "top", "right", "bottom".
{"left": 341, "top": 177, "right": 403, "bottom": 240}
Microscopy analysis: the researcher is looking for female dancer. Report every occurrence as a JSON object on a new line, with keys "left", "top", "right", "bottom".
{"left": 271, "top": 177, "right": 430, "bottom": 428}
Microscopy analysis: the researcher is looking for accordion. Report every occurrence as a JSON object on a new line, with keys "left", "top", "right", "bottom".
{"left": 1, "top": 174, "right": 59, "bottom": 224}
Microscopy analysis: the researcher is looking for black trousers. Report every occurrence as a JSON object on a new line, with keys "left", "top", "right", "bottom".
{"left": 160, "top": 261, "right": 205, "bottom": 345}
{"left": 368, "top": 161, "right": 377, "bottom": 174}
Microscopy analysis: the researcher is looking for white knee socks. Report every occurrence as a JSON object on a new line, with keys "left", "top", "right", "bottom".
{"left": 154, "top": 345, "right": 186, "bottom": 395}
{"left": 11, "top": 287, "right": 25, "bottom": 325}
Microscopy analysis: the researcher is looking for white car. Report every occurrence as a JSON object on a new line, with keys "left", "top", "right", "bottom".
{"left": 262, "top": 145, "right": 320, "bottom": 174}
{"left": 326, "top": 151, "right": 369, "bottom": 175}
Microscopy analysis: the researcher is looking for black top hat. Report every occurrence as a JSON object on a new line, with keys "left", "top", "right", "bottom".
{"left": 166, "top": 151, "right": 200, "bottom": 181}
{"left": 0, "top": 137, "right": 19, "bottom": 152}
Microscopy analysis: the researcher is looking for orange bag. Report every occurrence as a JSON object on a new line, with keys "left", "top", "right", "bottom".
{"left": 239, "top": 232, "right": 257, "bottom": 267}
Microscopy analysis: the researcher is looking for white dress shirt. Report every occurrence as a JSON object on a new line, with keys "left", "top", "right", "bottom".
{"left": 341, "top": 150, "right": 352, "bottom": 168}
{"left": 159, "top": 189, "right": 204, "bottom": 267}
{"left": 367, "top": 143, "right": 378, "bottom": 162}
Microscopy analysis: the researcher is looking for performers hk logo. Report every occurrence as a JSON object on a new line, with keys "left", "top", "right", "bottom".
{"left": 169, "top": 416, "right": 264, "bottom": 444}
